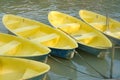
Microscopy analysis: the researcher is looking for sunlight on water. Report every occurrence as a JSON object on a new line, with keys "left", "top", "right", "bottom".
{"left": 0, "top": 0, "right": 120, "bottom": 80}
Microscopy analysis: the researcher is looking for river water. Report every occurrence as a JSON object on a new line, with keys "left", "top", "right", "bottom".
{"left": 0, "top": 0, "right": 120, "bottom": 80}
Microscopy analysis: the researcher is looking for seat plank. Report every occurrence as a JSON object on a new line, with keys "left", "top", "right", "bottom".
{"left": 0, "top": 41, "right": 21, "bottom": 55}
{"left": 74, "top": 32, "right": 97, "bottom": 40}
{"left": 31, "top": 33, "right": 59, "bottom": 42}
{"left": 13, "top": 26, "right": 39, "bottom": 33}
{"left": 32, "top": 51, "right": 42, "bottom": 55}
{"left": 22, "top": 68, "right": 39, "bottom": 79}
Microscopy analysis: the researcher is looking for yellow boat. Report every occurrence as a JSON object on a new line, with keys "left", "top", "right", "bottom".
{"left": 0, "top": 56, "right": 50, "bottom": 80}
{"left": 80, "top": 10, "right": 120, "bottom": 45}
{"left": 2, "top": 14, "right": 78, "bottom": 59}
{"left": 0, "top": 33, "right": 50, "bottom": 62}
{"left": 48, "top": 11, "right": 112, "bottom": 56}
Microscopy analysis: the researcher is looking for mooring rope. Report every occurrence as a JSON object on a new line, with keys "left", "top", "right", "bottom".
{"left": 74, "top": 50, "right": 109, "bottom": 79}
{"left": 49, "top": 55, "right": 103, "bottom": 79}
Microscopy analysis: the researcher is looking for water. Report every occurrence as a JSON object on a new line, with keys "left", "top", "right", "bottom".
{"left": 0, "top": 0, "right": 120, "bottom": 80}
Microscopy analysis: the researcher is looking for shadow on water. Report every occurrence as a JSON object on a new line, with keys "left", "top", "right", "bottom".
{"left": 0, "top": 0, "right": 120, "bottom": 80}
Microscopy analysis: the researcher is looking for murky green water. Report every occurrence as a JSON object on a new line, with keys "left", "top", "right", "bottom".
{"left": 0, "top": 0, "right": 120, "bottom": 80}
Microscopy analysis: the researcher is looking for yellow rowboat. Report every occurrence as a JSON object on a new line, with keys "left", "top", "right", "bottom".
{"left": 80, "top": 10, "right": 120, "bottom": 45}
{"left": 0, "top": 33, "right": 50, "bottom": 62}
{"left": 0, "top": 57, "right": 50, "bottom": 80}
{"left": 48, "top": 11, "right": 112, "bottom": 56}
{"left": 2, "top": 14, "right": 78, "bottom": 59}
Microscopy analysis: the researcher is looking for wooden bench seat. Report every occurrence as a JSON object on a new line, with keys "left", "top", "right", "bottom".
{"left": 90, "top": 22, "right": 113, "bottom": 32}
{"left": 32, "top": 51, "right": 42, "bottom": 56}
{"left": 0, "top": 41, "right": 21, "bottom": 55}
{"left": 105, "top": 31, "right": 120, "bottom": 38}
{"left": 7, "top": 21, "right": 19, "bottom": 25}
{"left": 58, "top": 23, "right": 80, "bottom": 34}
{"left": 74, "top": 32, "right": 97, "bottom": 40}
{"left": 31, "top": 33, "right": 59, "bottom": 42}
{"left": 62, "top": 46, "right": 71, "bottom": 49}
{"left": 22, "top": 68, "right": 39, "bottom": 79}
{"left": 13, "top": 26, "right": 39, "bottom": 33}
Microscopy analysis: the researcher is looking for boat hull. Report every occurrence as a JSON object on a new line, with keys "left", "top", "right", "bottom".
{"left": 1, "top": 54, "right": 48, "bottom": 63}
{"left": 15, "top": 54, "right": 48, "bottom": 63}
{"left": 26, "top": 73, "right": 46, "bottom": 80}
{"left": 50, "top": 48, "right": 75, "bottom": 59}
{"left": 0, "top": 57, "right": 50, "bottom": 80}
{"left": 2, "top": 14, "right": 78, "bottom": 59}
{"left": 78, "top": 43, "right": 106, "bottom": 56}
{"left": 79, "top": 10, "right": 120, "bottom": 45}
{"left": 0, "top": 33, "right": 50, "bottom": 62}
{"left": 48, "top": 11, "right": 112, "bottom": 56}
{"left": 7, "top": 29, "right": 75, "bottom": 59}
{"left": 104, "top": 34, "right": 120, "bottom": 46}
